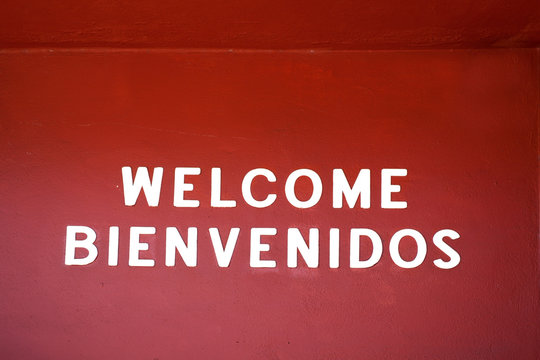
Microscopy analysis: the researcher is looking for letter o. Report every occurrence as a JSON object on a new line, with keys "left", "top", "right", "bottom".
{"left": 389, "top": 229, "right": 427, "bottom": 268}
{"left": 285, "top": 169, "right": 323, "bottom": 209}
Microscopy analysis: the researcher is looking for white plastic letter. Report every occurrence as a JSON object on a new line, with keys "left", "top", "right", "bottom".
{"left": 389, "top": 229, "right": 427, "bottom": 268}
{"left": 287, "top": 228, "right": 319, "bottom": 268}
{"left": 108, "top": 226, "right": 119, "bottom": 266}
{"left": 209, "top": 227, "right": 240, "bottom": 267}
{"left": 165, "top": 227, "right": 198, "bottom": 267}
{"left": 129, "top": 227, "right": 155, "bottom": 267}
{"left": 381, "top": 169, "right": 407, "bottom": 209}
{"left": 174, "top": 167, "right": 201, "bottom": 207}
{"left": 211, "top": 168, "right": 237, "bottom": 207}
{"left": 250, "top": 228, "right": 277, "bottom": 268}
{"left": 333, "top": 169, "right": 370, "bottom": 208}
{"left": 433, "top": 229, "right": 461, "bottom": 269}
{"left": 285, "top": 169, "right": 323, "bottom": 209}
{"left": 350, "top": 228, "right": 383, "bottom": 268}
{"left": 329, "top": 228, "right": 340, "bottom": 269}
{"left": 65, "top": 225, "right": 98, "bottom": 265}
{"left": 242, "top": 169, "right": 277, "bottom": 208}
{"left": 122, "top": 167, "right": 163, "bottom": 206}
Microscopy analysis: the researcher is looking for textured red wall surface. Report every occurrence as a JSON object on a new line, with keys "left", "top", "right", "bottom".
{"left": 0, "top": 49, "right": 538, "bottom": 359}
{"left": 1, "top": 0, "right": 539, "bottom": 49}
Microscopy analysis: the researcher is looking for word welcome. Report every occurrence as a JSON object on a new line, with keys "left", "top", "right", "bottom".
{"left": 122, "top": 167, "right": 408, "bottom": 209}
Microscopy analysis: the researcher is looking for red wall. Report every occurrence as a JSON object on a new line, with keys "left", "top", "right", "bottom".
{"left": 1, "top": 0, "right": 539, "bottom": 48}
{"left": 1, "top": 49, "right": 538, "bottom": 359}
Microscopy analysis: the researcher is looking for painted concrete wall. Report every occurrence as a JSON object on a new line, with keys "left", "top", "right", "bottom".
{"left": 1, "top": 0, "right": 539, "bottom": 48}
{"left": 0, "top": 49, "right": 538, "bottom": 359}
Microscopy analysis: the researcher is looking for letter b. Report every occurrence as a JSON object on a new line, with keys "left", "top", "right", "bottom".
{"left": 65, "top": 226, "right": 98, "bottom": 265}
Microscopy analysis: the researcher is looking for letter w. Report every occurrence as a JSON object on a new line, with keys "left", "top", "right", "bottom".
{"left": 122, "top": 166, "right": 163, "bottom": 206}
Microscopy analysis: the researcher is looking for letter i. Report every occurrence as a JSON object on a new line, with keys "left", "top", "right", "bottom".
{"left": 329, "top": 228, "right": 340, "bottom": 268}
{"left": 109, "top": 226, "right": 119, "bottom": 266}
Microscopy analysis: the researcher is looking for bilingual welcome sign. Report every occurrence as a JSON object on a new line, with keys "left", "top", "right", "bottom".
{"left": 65, "top": 167, "right": 461, "bottom": 270}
